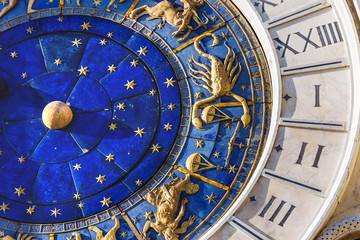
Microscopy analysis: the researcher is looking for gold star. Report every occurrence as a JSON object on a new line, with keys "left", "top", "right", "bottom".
{"left": 10, "top": 51, "right": 18, "bottom": 58}
{"left": 80, "top": 22, "right": 91, "bottom": 30}
{"left": 57, "top": 16, "right": 64, "bottom": 22}
{"left": 195, "top": 92, "right": 203, "bottom": 99}
{"left": 134, "top": 127, "right": 145, "bottom": 137}
{"left": 221, "top": 31, "right": 230, "bottom": 40}
{"left": 133, "top": 217, "right": 139, "bottom": 223}
{"left": 100, "top": 39, "right": 107, "bottom": 46}
{"left": 1, "top": 0, "right": 7, "bottom": 6}
{"left": 116, "top": 102, "right": 126, "bottom": 110}
{"left": 107, "top": 32, "right": 113, "bottom": 38}
{"left": 0, "top": 149, "right": 2, "bottom": 155}
{"left": 130, "top": 59, "right": 139, "bottom": 67}
{"left": 113, "top": 3, "right": 118, "bottom": 8}
{"left": 93, "top": 0, "right": 101, "bottom": 6}
{"left": 73, "top": 163, "right": 81, "bottom": 171}
{"left": 54, "top": 58, "right": 62, "bottom": 65}
{"left": 73, "top": 193, "right": 81, "bottom": 200}
{"left": 150, "top": 143, "right": 161, "bottom": 153}
{"left": 26, "top": 27, "right": 34, "bottom": 34}
{"left": 168, "top": 172, "right": 175, "bottom": 179}
{"left": 96, "top": 174, "right": 106, "bottom": 184}
{"left": 121, "top": 231, "right": 127, "bottom": 237}
{"left": 195, "top": 140, "right": 204, "bottom": 148}
{"left": 66, "top": 236, "right": 74, "bottom": 240}
{"left": 135, "top": 179, "right": 142, "bottom": 186}
{"left": 241, "top": 85, "right": 246, "bottom": 91}
{"left": 78, "top": 66, "right": 89, "bottom": 76}
{"left": 228, "top": 165, "right": 238, "bottom": 174}
{"left": 0, "top": 232, "right": 4, "bottom": 237}
{"left": 51, "top": 208, "right": 61, "bottom": 217}
{"left": 205, "top": 193, "right": 217, "bottom": 204}
{"left": 78, "top": 202, "right": 84, "bottom": 208}
{"left": 100, "top": 197, "right": 112, "bottom": 207}
{"left": 211, "top": 16, "right": 217, "bottom": 22}
{"left": 18, "top": 156, "right": 26, "bottom": 163}
{"left": 224, "top": 121, "right": 232, "bottom": 129}
{"left": 109, "top": 123, "right": 117, "bottom": 131}
{"left": 107, "top": 64, "right": 117, "bottom": 73}
{"left": 164, "top": 123, "right": 172, "bottom": 131}
{"left": 164, "top": 77, "right": 175, "bottom": 87}
{"left": 14, "top": 186, "right": 25, "bottom": 197}
{"left": 21, "top": 72, "right": 27, "bottom": 79}
{"left": 157, "top": 22, "right": 164, "bottom": 29}
{"left": 144, "top": 211, "right": 153, "bottom": 220}
{"left": 72, "top": 38, "right": 82, "bottom": 47}
{"left": 149, "top": 89, "right": 157, "bottom": 96}
{"left": 168, "top": 103, "right": 176, "bottom": 110}
{"left": 213, "top": 152, "right": 221, "bottom": 158}
{"left": 137, "top": 46, "right": 148, "bottom": 56}
{"left": 26, "top": 206, "right": 35, "bottom": 215}
{"left": 124, "top": 80, "right": 136, "bottom": 90}
{"left": 106, "top": 153, "right": 114, "bottom": 162}
{"left": 0, "top": 202, "right": 9, "bottom": 213}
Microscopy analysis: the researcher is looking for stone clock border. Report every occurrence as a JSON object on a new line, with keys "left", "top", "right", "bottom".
{"left": 200, "top": 0, "right": 282, "bottom": 238}
{"left": 201, "top": 0, "right": 360, "bottom": 239}
{"left": 304, "top": 1, "right": 360, "bottom": 239}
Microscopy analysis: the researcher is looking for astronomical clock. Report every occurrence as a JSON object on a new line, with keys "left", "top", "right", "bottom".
{"left": 0, "top": 0, "right": 359, "bottom": 239}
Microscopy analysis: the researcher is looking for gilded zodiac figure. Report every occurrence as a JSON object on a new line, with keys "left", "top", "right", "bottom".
{"left": 0, "top": 233, "right": 35, "bottom": 240}
{"left": 188, "top": 33, "right": 251, "bottom": 130}
{"left": 106, "top": 0, "right": 125, "bottom": 12}
{"left": 0, "top": 0, "right": 36, "bottom": 19}
{"left": 142, "top": 173, "right": 199, "bottom": 240}
{"left": 89, "top": 216, "right": 120, "bottom": 240}
{"left": 129, "top": 0, "right": 208, "bottom": 42}
{"left": 69, "top": 216, "right": 120, "bottom": 240}
{"left": 48, "top": 0, "right": 80, "bottom": 8}
{"left": 0, "top": 0, "right": 81, "bottom": 19}
{"left": 0, "top": 0, "right": 16, "bottom": 18}
{"left": 70, "top": 232, "right": 82, "bottom": 240}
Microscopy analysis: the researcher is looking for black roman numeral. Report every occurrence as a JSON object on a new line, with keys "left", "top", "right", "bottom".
{"left": 275, "top": 22, "right": 343, "bottom": 58}
{"left": 294, "top": 28, "right": 320, "bottom": 52}
{"left": 258, "top": 195, "right": 296, "bottom": 227}
{"left": 254, "top": 0, "right": 278, "bottom": 13}
{"left": 314, "top": 85, "right": 321, "bottom": 107}
{"left": 296, "top": 142, "right": 325, "bottom": 168}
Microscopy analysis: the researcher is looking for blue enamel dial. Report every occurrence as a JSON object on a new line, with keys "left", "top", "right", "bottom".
{"left": 0, "top": 0, "right": 272, "bottom": 239}
{"left": 0, "top": 15, "right": 182, "bottom": 223}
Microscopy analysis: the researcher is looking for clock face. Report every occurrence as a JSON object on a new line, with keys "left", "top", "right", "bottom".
{"left": 0, "top": 0, "right": 357, "bottom": 240}
{"left": 0, "top": 0, "right": 271, "bottom": 239}
{"left": 208, "top": 1, "right": 360, "bottom": 240}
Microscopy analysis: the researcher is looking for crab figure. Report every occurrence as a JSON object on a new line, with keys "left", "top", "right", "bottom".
{"left": 188, "top": 33, "right": 251, "bottom": 130}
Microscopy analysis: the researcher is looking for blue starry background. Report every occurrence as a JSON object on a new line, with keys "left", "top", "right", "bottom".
{"left": 0, "top": 0, "right": 271, "bottom": 239}
{"left": 0, "top": 14, "right": 181, "bottom": 223}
